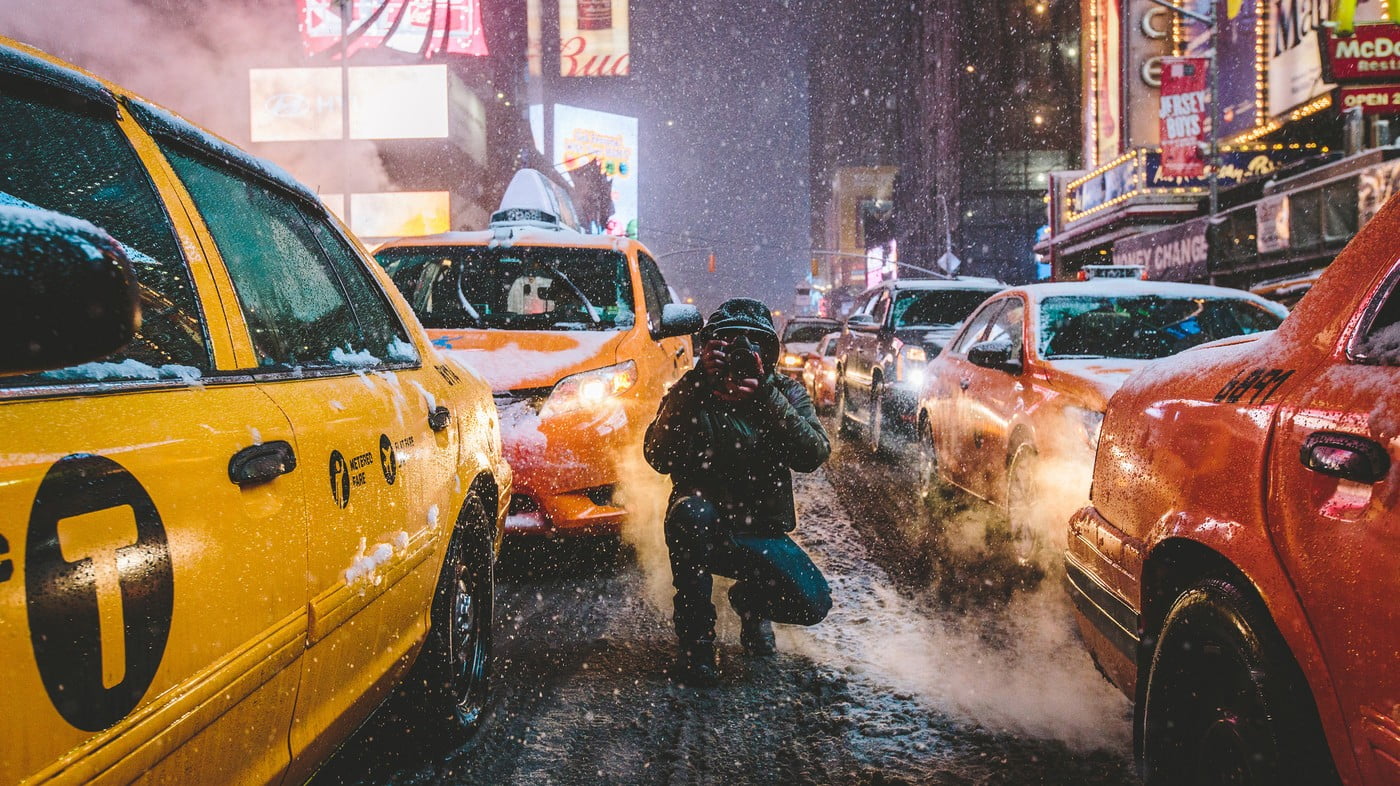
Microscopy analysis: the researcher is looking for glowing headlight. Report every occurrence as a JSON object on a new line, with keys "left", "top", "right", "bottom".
{"left": 904, "top": 346, "right": 927, "bottom": 363}
{"left": 1067, "top": 405, "right": 1105, "bottom": 449}
{"left": 906, "top": 367, "right": 926, "bottom": 389}
{"left": 897, "top": 344, "right": 928, "bottom": 384}
{"left": 542, "top": 360, "right": 638, "bottom": 416}
{"left": 780, "top": 353, "right": 803, "bottom": 368}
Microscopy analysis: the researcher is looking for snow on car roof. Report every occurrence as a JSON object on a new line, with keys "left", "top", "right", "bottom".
{"left": 1011, "top": 279, "right": 1287, "bottom": 311}
{"left": 858, "top": 277, "right": 1004, "bottom": 297}
{"left": 377, "top": 226, "right": 638, "bottom": 253}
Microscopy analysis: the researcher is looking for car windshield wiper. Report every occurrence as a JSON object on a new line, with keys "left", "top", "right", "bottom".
{"left": 1046, "top": 353, "right": 1109, "bottom": 360}
{"left": 453, "top": 266, "right": 483, "bottom": 327}
{"left": 547, "top": 263, "right": 600, "bottom": 324}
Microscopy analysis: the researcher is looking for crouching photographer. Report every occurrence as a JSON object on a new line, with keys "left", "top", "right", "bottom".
{"left": 644, "top": 298, "right": 833, "bottom": 686}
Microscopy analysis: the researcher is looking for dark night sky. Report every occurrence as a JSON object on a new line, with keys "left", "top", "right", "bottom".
{"left": 553, "top": 0, "right": 814, "bottom": 317}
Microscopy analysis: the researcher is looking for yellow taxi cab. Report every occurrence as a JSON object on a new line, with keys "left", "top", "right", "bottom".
{"left": 916, "top": 275, "right": 1287, "bottom": 562}
{"left": 1065, "top": 205, "right": 1400, "bottom": 784}
{"left": 0, "top": 39, "right": 510, "bottom": 784}
{"left": 374, "top": 174, "right": 702, "bottom": 537}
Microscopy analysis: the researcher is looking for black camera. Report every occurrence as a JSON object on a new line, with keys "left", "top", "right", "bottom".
{"left": 726, "top": 334, "right": 763, "bottom": 380}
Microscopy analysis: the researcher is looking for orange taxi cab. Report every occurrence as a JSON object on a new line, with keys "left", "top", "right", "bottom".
{"left": 0, "top": 38, "right": 510, "bottom": 784}
{"left": 916, "top": 277, "right": 1286, "bottom": 561}
{"left": 1065, "top": 200, "right": 1400, "bottom": 784}
{"left": 376, "top": 173, "right": 701, "bottom": 536}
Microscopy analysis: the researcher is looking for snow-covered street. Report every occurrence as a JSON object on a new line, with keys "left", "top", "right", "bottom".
{"left": 313, "top": 431, "right": 1135, "bottom": 785}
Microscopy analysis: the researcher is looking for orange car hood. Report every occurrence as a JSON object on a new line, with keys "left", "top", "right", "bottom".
{"left": 1042, "top": 357, "right": 1151, "bottom": 406}
{"left": 429, "top": 329, "right": 624, "bottom": 393}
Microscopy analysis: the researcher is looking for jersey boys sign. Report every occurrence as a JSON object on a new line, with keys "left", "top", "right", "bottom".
{"left": 1160, "top": 58, "right": 1210, "bottom": 179}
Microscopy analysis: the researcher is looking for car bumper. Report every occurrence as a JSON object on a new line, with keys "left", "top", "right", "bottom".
{"left": 497, "top": 397, "right": 637, "bottom": 537}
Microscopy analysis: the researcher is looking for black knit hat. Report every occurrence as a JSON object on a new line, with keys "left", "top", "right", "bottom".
{"left": 699, "top": 297, "right": 780, "bottom": 367}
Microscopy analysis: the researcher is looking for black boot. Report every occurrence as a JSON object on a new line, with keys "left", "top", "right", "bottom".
{"left": 675, "top": 641, "right": 719, "bottom": 687}
{"left": 740, "top": 615, "right": 776, "bottom": 656}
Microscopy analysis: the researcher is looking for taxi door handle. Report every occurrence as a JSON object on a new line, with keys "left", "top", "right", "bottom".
{"left": 960, "top": 377, "right": 971, "bottom": 391}
{"left": 229, "top": 440, "right": 296, "bottom": 487}
{"left": 1300, "top": 431, "right": 1389, "bottom": 484}
{"left": 674, "top": 345, "right": 686, "bottom": 358}
{"left": 428, "top": 405, "right": 451, "bottom": 432}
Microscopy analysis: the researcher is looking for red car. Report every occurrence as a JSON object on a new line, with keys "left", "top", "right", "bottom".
{"left": 800, "top": 331, "right": 841, "bottom": 413}
{"left": 1067, "top": 198, "right": 1400, "bottom": 784}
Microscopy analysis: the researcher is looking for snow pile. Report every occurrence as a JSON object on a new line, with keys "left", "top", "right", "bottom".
{"left": 42, "top": 359, "right": 203, "bottom": 383}
{"left": 441, "top": 331, "right": 618, "bottom": 392}
{"left": 386, "top": 338, "right": 418, "bottom": 363}
{"left": 331, "top": 346, "right": 381, "bottom": 368}
{"left": 343, "top": 532, "right": 410, "bottom": 587}
{"left": 785, "top": 471, "right": 1131, "bottom": 753}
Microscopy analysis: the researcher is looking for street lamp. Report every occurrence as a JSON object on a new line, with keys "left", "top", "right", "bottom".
{"left": 1144, "top": 0, "right": 1221, "bottom": 215}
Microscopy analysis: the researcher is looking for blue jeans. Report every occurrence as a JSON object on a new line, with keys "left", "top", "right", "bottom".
{"left": 664, "top": 495, "right": 832, "bottom": 647}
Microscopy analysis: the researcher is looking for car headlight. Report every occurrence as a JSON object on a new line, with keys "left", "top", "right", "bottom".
{"left": 1066, "top": 405, "right": 1105, "bottom": 449}
{"left": 897, "top": 345, "right": 928, "bottom": 385}
{"left": 541, "top": 360, "right": 637, "bottom": 416}
{"left": 780, "top": 352, "right": 804, "bottom": 368}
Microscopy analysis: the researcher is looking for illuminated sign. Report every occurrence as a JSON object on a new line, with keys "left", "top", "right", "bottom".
{"left": 1159, "top": 58, "right": 1210, "bottom": 179}
{"left": 1337, "top": 82, "right": 1400, "bottom": 113}
{"left": 559, "top": 0, "right": 630, "bottom": 77}
{"left": 298, "top": 0, "right": 488, "bottom": 59}
{"left": 249, "top": 65, "right": 448, "bottom": 141}
{"left": 249, "top": 67, "right": 343, "bottom": 142}
{"left": 348, "top": 65, "right": 449, "bottom": 139}
{"left": 553, "top": 104, "right": 638, "bottom": 235}
{"left": 1269, "top": 0, "right": 1391, "bottom": 116}
{"left": 324, "top": 191, "right": 452, "bottom": 237}
{"left": 1322, "top": 23, "right": 1400, "bottom": 82}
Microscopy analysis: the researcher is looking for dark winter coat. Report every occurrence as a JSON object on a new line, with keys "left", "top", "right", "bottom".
{"left": 644, "top": 298, "right": 830, "bottom": 535}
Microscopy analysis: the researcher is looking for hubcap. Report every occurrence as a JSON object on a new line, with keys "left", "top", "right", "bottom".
{"left": 1008, "top": 457, "right": 1038, "bottom": 563}
{"left": 448, "top": 563, "right": 486, "bottom": 718}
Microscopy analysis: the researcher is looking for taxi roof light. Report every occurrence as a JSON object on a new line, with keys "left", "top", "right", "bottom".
{"left": 489, "top": 169, "right": 583, "bottom": 232}
{"left": 1079, "top": 264, "right": 1148, "bottom": 281}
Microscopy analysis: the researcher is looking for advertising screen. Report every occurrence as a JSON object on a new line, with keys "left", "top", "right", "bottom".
{"left": 348, "top": 65, "right": 449, "bottom": 139}
{"left": 1268, "top": 0, "right": 1387, "bottom": 116}
{"left": 1181, "top": 0, "right": 1259, "bottom": 138}
{"left": 325, "top": 191, "right": 452, "bottom": 238}
{"left": 559, "top": 0, "right": 631, "bottom": 76}
{"left": 249, "top": 67, "right": 343, "bottom": 142}
{"left": 553, "top": 104, "right": 638, "bottom": 236}
{"left": 298, "top": 0, "right": 488, "bottom": 59}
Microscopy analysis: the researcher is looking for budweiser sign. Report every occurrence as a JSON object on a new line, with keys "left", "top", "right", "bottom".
{"left": 1159, "top": 57, "right": 1210, "bottom": 180}
{"left": 1321, "top": 23, "right": 1400, "bottom": 82}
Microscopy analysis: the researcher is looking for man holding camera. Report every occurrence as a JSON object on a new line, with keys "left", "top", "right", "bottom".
{"left": 644, "top": 298, "right": 833, "bottom": 686}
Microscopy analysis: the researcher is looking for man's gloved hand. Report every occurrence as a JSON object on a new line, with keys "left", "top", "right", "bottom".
{"left": 702, "top": 336, "right": 766, "bottom": 402}
{"left": 700, "top": 338, "right": 730, "bottom": 379}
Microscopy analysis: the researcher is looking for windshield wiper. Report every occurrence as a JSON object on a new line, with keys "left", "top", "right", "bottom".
{"left": 453, "top": 267, "right": 483, "bottom": 327}
{"left": 547, "top": 263, "right": 600, "bottom": 324}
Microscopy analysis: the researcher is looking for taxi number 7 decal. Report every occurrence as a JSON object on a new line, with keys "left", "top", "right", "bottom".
{"left": 26, "top": 454, "right": 174, "bottom": 732}
{"left": 1214, "top": 368, "right": 1294, "bottom": 405}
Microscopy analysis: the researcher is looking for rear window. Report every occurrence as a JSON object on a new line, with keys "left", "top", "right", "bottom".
{"left": 1039, "top": 295, "right": 1283, "bottom": 360}
{"left": 892, "top": 289, "right": 996, "bottom": 328}
{"left": 783, "top": 322, "right": 837, "bottom": 343}
{"left": 378, "top": 245, "right": 635, "bottom": 331}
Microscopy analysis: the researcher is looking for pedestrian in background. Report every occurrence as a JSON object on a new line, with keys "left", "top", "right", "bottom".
{"left": 644, "top": 297, "right": 833, "bottom": 686}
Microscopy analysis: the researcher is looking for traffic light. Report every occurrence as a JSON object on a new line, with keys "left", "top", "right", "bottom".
{"left": 707, "top": 252, "right": 716, "bottom": 273}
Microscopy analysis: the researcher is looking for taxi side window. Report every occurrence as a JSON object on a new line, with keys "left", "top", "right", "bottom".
{"left": 638, "top": 253, "right": 670, "bottom": 333}
{"left": 870, "top": 292, "right": 892, "bottom": 327}
{"left": 951, "top": 301, "right": 1004, "bottom": 355}
{"left": 161, "top": 146, "right": 389, "bottom": 370}
{"left": 983, "top": 298, "right": 1025, "bottom": 353}
{"left": 303, "top": 216, "right": 418, "bottom": 365}
{"left": 1357, "top": 270, "right": 1400, "bottom": 365}
{"left": 0, "top": 84, "right": 211, "bottom": 388}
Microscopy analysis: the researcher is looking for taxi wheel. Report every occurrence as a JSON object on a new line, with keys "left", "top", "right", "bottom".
{"left": 835, "top": 376, "right": 856, "bottom": 438}
{"left": 865, "top": 381, "right": 884, "bottom": 455}
{"left": 417, "top": 499, "right": 494, "bottom": 741}
{"left": 1004, "top": 445, "right": 1041, "bottom": 565}
{"left": 916, "top": 420, "right": 946, "bottom": 506}
{"left": 1142, "top": 579, "right": 1338, "bottom": 786}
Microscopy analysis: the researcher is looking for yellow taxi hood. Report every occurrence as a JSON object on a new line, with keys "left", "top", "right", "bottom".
{"left": 428, "top": 329, "right": 625, "bottom": 393}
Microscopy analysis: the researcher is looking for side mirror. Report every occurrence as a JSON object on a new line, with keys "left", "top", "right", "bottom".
{"left": 846, "top": 313, "right": 877, "bottom": 330}
{"left": 655, "top": 303, "right": 703, "bottom": 339}
{"left": 967, "top": 339, "right": 1022, "bottom": 375}
{"left": 0, "top": 206, "right": 140, "bottom": 376}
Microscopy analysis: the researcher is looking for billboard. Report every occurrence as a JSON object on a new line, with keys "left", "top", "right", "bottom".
{"left": 324, "top": 191, "right": 452, "bottom": 237}
{"left": 249, "top": 67, "right": 343, "bottom": 142}
{"left": 1088, "top": 0, "right": 1122, "bottom": 166}
{"left": 1159, "top": 58, "right": 1210, "bottom": 179}
{"left": 250, "top": 65, "right": 449, "bottom": 141}
{"left": 559, "top": 0, "right": 630, "bottom": 77}
{"left": 1181, "top": 0, "right": 1259, "bottom": 138}
{"left": 298, "top": 0, "right": 488, "bottom": 59}
{"left": 1269, "top": 0, "right": 1388, "bottom": 116}
{"left": 553, "top": 104, "right": 638, "bottom": 236}
{"left": 348, "top": 65, "right": 449, "bottom": 139}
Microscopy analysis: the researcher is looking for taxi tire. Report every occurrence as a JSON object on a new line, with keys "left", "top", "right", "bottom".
{"left": 835, "top": 376, "right": 856, "bottom": 438}
{"left": 916, "top": 419, "right": 949, "bottom": 507}
{"left": 865, "top": 380, "right": 885, "bottom": 456}
{"left": 1003, "top": 445, "right": 1041, "bottom": 565}
{"left": 1141, "top": 579, "right": 1338, "bottom": 786}
{"left": 414, "top": 498, "right": 495, "bottom": 743}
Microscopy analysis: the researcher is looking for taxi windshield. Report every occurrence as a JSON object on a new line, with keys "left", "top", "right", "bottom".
{"left": 1039, "top": 295, "right": 1283, "bottom": 360}
{"left": 783, "top": 323, "right": 837, "bottom": 343}
{"left": 378, "top": 246, "right": 635, "bottom": 331}
{"left": 893, "top": 290, "right": 995, "bottom": 329}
